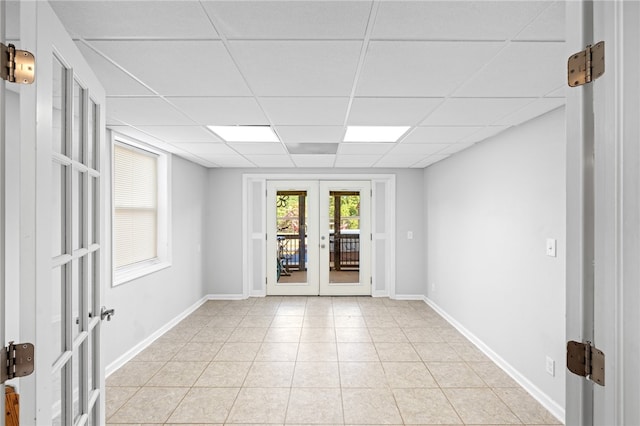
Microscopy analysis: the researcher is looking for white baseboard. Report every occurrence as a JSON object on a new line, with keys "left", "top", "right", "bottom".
{"left": 105, "top": 295, "right": 208, "bottom": 378}
{"left": 393, "top": 294, "right": 425, "bottom": 300}
{"left": 423, "top": 296, "right": 565, "bottom": 424}
{"left": 208, "top": 293, "right": 246, "bottom": 300}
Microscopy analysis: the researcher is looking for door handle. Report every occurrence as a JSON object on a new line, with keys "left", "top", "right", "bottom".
{"left": 321, "top": 244, "right": 325, "bottom": 249}
{"left": 100, "top": 306, "right": 115, "bottom": 321}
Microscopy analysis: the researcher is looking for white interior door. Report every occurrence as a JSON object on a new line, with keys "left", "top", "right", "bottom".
{"left": 20, "top": 2, "right": 107, "bottom": 424}
{"left": 266, "top": 181, "right": 319, "bottom": 296}
{"left": 319, "top": 181, "right": 371, "bottom": 296}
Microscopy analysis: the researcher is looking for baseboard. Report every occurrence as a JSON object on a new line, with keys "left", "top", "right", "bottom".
{"left": 423, "top": 296, "right": 565, "bottom": 424}
{"left": 105, "top": 295, "right": 208, "bottom": 378}
{"left": 251, "top": 290, "right": 267, "bottom": 297}
{"left": 208, "top": 293, "right": 247, "bottom": 300}
{"left": 393, "top": 294, "right": 425, "bottom": 300}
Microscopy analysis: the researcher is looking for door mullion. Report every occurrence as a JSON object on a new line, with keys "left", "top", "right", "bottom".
{"left": 63, "top": 65, "right": 75, "bottom": 426}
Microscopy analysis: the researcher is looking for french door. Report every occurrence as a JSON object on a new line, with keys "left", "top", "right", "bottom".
{"left": 266, "top": 180, "right": 371, "bottom": 296}
{"left": 20, "top": 2, "right": 107, "bottom": 424}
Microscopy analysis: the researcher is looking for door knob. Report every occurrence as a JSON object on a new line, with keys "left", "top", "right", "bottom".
{"left": 100, "top": 306, "right": 115, "bottom": 321}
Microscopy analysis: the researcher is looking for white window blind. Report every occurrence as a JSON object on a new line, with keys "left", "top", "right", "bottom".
{"left": 114, "top": 143, "right": 158, "bottom": 269}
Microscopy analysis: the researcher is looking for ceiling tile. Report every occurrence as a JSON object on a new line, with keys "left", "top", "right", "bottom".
{"left": 402, "top": 126, "right": 482, "bottom": 144}
{"left": 134, "top": 126, "right": 222, "bottom": 143}
{"left": 413, "top": 154, "right": 451, "bottom": 168}
{"left": 50, "top": 1, "right": 219, "bottom": 39}
{"left": 229, "top": 41, "right": 362, "bottom": 96}
{"left": 228, "top": 143, "right": 287, "bottom": 155}
{"left": 334, "top": 155, "right": 382, "bottom": 168}
{"left": 175, "top": 143, "right": 238, "bottom": 156}
{"left": 496, "top": 98, "right": 565, "bottom": 126}
{"left": 438, "top": 142, "right": 476, "bottom": 155}
{"left": 338, "top": 143, "right": 394, "bottom": 154}
{"left": 356, "top": 41, "right": 504, "bottom": 97}
{"left": 286, "top": 143, "right": 339, "bottom": 155}
{"left": 462, "top": 126, "right": 510, "bottom": 143}
{"left": 373, "top": 1, "right": 550, "bottom": 41}
{"left": 291, "top": 155, "right": 336, "bottom": 168}
{"left": 454, "top": 42, "right": 566, "bottom": 97}
{"left": 421, "top": 98, "right": 533, "bottom": 126}
{"left": 107, "top": 98, "right": 195, "bottom": 125}
{"left": 89, "top": 40, "right": 251, "bottom": 96}
{"left": 276, "top": 126, "right": 344, "bottom": 143}
{"left": 199, "top": 155, "right": 257, "bottom": 168}
{"left": 515, "top": 1, "right": 565, "bottom": 41}
{"left": 76, "top": 43, "right": 153, "bottom": 96}
{"left": 245, "top": 155, "right": 295, "bottom": 168}
{"left": 388, "top": 144, "right": 448, "bottom": 156}
{"left": 166, "top": 97, "right": 268, "bottom": 126}
{"left": 202, "top": 1, "right": 371, "bottom": 39}
{"left": 108, "top": 125, "right": 181, "bottom": 154}
{"left": 260, "top": 97, "right": 349, "bottom": 125}
{"left": 347, "top": 98, "right": 443, "bottom": 126}
{"left": 374, "top": 155, "right": 423, "bottom": 168}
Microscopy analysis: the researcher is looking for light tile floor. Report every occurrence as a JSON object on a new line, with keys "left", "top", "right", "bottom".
{"left": 106, "top": 297, "right": 562, "bottom": 425}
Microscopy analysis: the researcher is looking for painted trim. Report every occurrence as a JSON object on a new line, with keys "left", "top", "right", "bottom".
{"left": 393, "top": 294, "right": 425, "bottom": 301}
{"left": 208, "top": 293, "right": 247, "bottom": 300}
{"left": 243, "top": 173, "right": 396, "bottom": 299}
{"left": 105, "top": 295, "right": 208, "bottom": 377}
{"left": 424, "top": 296, "right": 565, "bottom": 423}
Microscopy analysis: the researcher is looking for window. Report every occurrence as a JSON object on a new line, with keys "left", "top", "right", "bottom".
{"left": 113, "top": 136, "right": 170, "bottom": 285}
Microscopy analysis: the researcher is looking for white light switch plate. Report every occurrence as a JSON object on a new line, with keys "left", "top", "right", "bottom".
{"left": 546, "top": 238, "right": 557, "bottom": 257}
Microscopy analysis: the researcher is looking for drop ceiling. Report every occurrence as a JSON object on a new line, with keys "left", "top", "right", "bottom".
{"left": 47, "top": 0, "right": 566, "bottom": 169}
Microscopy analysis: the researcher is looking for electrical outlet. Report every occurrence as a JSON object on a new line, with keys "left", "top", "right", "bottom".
{"left": 407, "top": 231, "right": 413, "bottom": 240}
{"left": 546, "top": 356, "right": 555, "bottom": 376}
{"left": 431, "top": 282, "right": 436, "bottom": 291}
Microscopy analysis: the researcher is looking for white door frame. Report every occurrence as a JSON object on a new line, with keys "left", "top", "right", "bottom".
{"left": 566, "top": 1, "right": 639, "bottom": 424}
{"left": 243, "top": 173, "right": 395, "bottom": 298}
{"left": 0, "top": 2, "right": 6, "bottom": 423}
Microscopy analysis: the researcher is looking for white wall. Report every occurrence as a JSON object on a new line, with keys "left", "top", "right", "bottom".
{"left": 423, "top": 107, "right": 566, "bottom": 414}
{"left": 205, "top": 168, "right": 425, "bottom": 296}
{"left": 103, "top": 154, "right": 208, "bottom": 367}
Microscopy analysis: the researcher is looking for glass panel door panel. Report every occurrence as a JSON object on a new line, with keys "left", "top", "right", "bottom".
{"left": 266, "top": 181, "right": 319, "bottom": 296}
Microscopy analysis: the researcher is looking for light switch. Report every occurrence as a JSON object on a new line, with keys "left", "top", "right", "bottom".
{"left": 407, "top": 231, "right": 413, "bottom": 240}
{"left": 546, "top": 238, "right": 557, "bottom": 257}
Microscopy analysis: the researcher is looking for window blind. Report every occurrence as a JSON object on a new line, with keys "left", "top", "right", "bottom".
{"left": 114, "top": 143, "right": 158, "bottom": 269}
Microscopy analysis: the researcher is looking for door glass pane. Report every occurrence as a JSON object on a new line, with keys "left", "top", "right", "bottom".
{"left": 52, "top": 162, "right": 67, "bottom": 257}
{"left": 72, "top": 80, "right": 84, "bottom": 163}
{"left": 52, "top": 368, "right": 63, "bottom": 426}
{"left": 89, "top": 176, "right": 98, "bottom": 245}
{"left": 88, "top": 100, "right": 97, "bottom": 170}
{"left": 328, "top": 191, "right": 360, "bottom": 284}
{"left": 73, "top": 170, "right": 84, "bottom": 250}
{"left": 72, "top": 258, "right": 83, "bottom": 340}
{"left": 52, "top": 265, "right": 65, "bottom": 359}
{"left": 72, "top": 347, "right": 82, "bottom": 421}
{"left": 276, "top": 191, "right": 307, "bottom": 284}
{"left": 52, "top": 57, "right": 66, "bottom": 155}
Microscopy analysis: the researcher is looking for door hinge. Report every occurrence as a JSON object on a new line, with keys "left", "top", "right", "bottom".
{"left": 1, "top": 342, "right": 35, "bottom": 384}
{"left": 567, "top": 340, "right": 605, "bottom": 386}
{"left": 1, "top": 43, "right": 35, "bottom": 84}
{"left": 568, "top": 41, "right": 604, "bottom": 87}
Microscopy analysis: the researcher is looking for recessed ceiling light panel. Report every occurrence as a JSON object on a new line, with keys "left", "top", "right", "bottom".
{"left": 343, "top": 126, "right": 410, "bottom": 142}
{"left": 207, "top": 125, "right": 280, "bottom": 142}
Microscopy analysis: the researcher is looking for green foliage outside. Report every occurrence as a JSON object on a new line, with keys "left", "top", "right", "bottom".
{"left": 275, "top": 193, "right": 360, "bottom": 233}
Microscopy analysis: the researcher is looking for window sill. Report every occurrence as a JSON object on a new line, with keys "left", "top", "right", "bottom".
{"left": 113, "top": 259, "right": 171, "bottom": 287}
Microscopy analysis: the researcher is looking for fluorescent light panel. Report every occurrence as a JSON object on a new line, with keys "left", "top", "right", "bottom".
{"left": 207, "top": 125, "right": 279, "bottom": 142}
{"left": 344, "top": 125, "right": 410, "bottom": 142}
